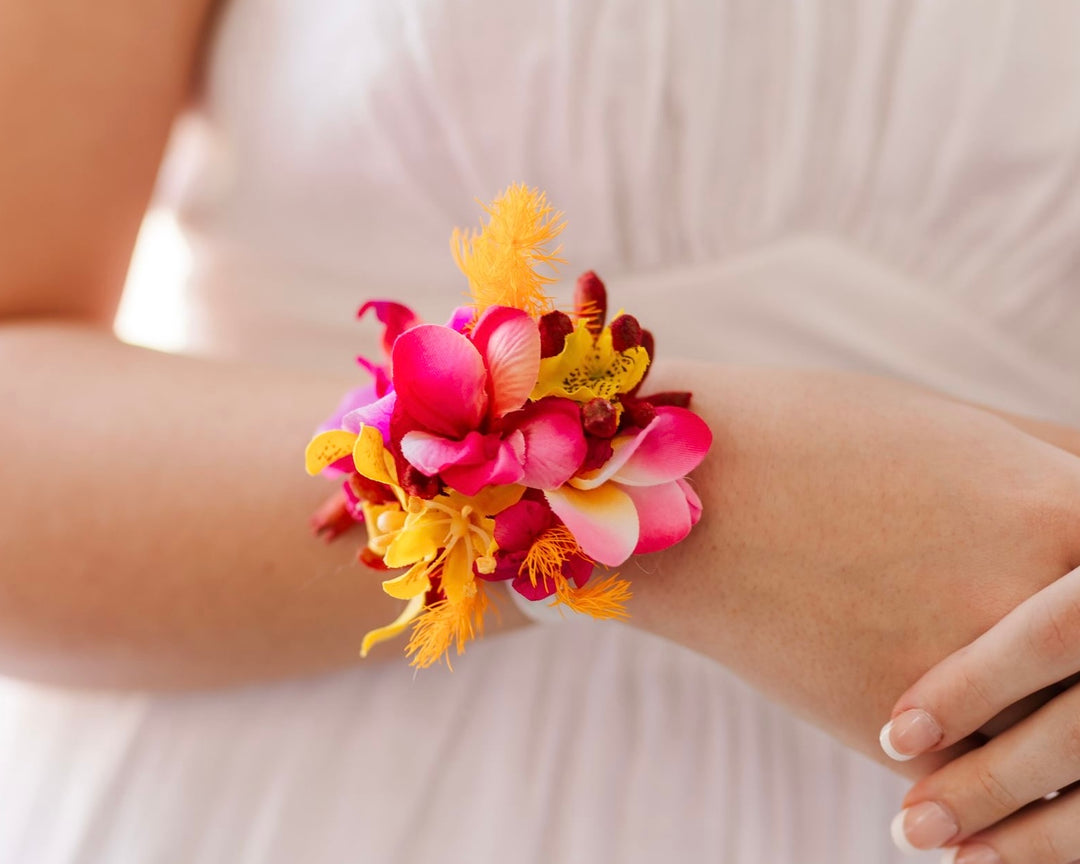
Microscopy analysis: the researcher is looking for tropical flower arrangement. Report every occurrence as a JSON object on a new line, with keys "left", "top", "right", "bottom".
{"left": 304, "top": 185, "right": 712, "bottom": 668}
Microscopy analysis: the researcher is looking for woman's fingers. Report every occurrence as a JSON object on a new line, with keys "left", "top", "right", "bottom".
{"left": 940, "top": 787, "right": 1080, "bottom": 864}
{"left": 880, "top": 565, "right": 1080, "bottom": 760}
{"left": 890, "top": 682, "right": 1080, "bottom": 853}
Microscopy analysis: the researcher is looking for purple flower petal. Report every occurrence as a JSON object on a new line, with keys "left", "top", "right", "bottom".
{"left": 342, "top": 391, "right": 397, "bottom": 441}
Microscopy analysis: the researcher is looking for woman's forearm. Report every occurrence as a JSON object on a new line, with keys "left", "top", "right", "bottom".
{"left": 627, "top": 361, "right": 1080, "bottom": 774}
{"left": 0, "top": 321, "right": 528, "bottom": 690}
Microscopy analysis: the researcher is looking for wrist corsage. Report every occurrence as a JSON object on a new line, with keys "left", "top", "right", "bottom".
{"left": 305, "top": 185, "right": 712, "bottom": 668}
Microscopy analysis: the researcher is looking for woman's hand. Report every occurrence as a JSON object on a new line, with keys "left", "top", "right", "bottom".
{"left": 628, "top": 363, "right": 1080, "bottom": 769}
{"left": 882, "top": 565, "right": 1080, "bottom": 862}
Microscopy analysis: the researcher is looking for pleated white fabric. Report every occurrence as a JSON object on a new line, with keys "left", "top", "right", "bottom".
{"left": 2, "top": 1, "right": 1080, "bottom": 861}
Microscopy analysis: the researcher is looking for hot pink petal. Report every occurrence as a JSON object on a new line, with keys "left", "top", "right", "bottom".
{"left": 494, "top": 498, "right": 553, "bottom": 552}
{"left": 545, "top": 484, "right": 639, "bottom": 567}
{"left": 480, "top": 549, "right": 527, "bottom": 583}
{"left": 512, "top": 570, "right": 557, "bottom": 601}
{"left": 610, "top": 407, "right": 711, "bottom": 486}
{"left": 355, "top": 356, "right": 393, "bottom": 396}
{"left": 622, "top": 480, "right": 694, "bottom": 555}
{"left": 677, "top": 478, "right": 703, "bottom": 526}
{"left": 342, "top": 391, "right": 397, "bottom": 441}
{"left": 514, "top": 398, "right": 587, "bottom": 490}
{"left": 400, "top": 429, "right": 492, "bottom": 475}
{"left": 358, "top": 300, "right": 422, "bottom": 358}
{"left": 445, "top": 306, "right": 476, "bottom": 332}
{"left": 563, "top": 553, "right": 594, "bottom": 588}
{"left": 392, "top": 325, "right": 489, "bottom": 438}
{"left": 442, "top": 433, "right": 526, "bottom": 495}
{"left": 470, "top": 306, "right": 541, "bottom": 417}
{"left": 573, "top": 407, "right": 711, "bottom": 490}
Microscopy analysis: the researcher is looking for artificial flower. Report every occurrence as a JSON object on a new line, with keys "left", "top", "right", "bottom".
{"left": 393, "top": 306, "right": 586, "bottom": 495}
{"left": 483, "top": 496, "right": 593, "bottom": 600}
{"left": 531, "top": 318, "right": 650, "bottom": 404}
{"left": 544, "top": 407, "right": 711, "bottom": 566}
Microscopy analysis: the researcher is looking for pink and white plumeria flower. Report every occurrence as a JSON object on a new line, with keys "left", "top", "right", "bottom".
{"left": 544, "top": 406, "right": 711, "bottom": 566}
{"left": 391, "top": 305, "right": 587, "bottom": 496}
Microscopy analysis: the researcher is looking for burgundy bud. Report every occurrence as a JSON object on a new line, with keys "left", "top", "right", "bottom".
{"left": 622, "top": 397, "right": 657, "bottom": 429}
{"left": 639, "top": 328, "right": 655, "bottom": 362}
{"left": 400, "top": 465, "right": 442, "bottom": 499}
{"left": 628, "top": 328, "right": 656, "bottom": 396}
{"left": 582, "top": 397, "right": 619, "bottom": 438}
{"left": 538, "top": 310, "right": 574, "bottom": 358}
{"left": 608, "top": 314, "right": 643, "bottom": 352}
{"left": 646, "top": 390, "right": 693, "bottom": 409}
{"left": 574, "top": 270, "right": 607, "bottom": 335}
{"left": 582, "top": 436, "right": 615, "bottom": 472}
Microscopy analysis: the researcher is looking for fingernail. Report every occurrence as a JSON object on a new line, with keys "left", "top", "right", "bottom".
{"left": 880, "top": 709, "right": 943, "bottom": 761}
{"left": 943, "top": 846, "right": 1002, "bottom": 864}
{"left": 890, "top": 802, "right": 959, "bottom": 853}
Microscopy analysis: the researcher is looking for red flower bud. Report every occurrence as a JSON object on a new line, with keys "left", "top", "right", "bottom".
{"left": 574, "top": 270, "right": 607, "bottom": 335}
{"left": 582, "top": 397, "right": 619, "bottom": 438}
{"left": 622, "top": 397, "right": 657, "bottom": 429}
{"left": 645, "top": 390, "right": 693, "bottom": 408}
{"left": 628, "top": 328, "right": 656, "bottom": 395}
{"left": 608, "top": 314, "right": 643, "bottom": 352}
{"left": 538, "top": 310, "right": 574, "bottom": 358}
{"left": 640, "top": 328, "right": 655, "bottom": 362}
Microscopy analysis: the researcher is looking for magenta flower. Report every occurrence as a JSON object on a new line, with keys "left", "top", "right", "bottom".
{"left": 391, "top": 306, "right": 587, "bottom": 496}
{"left": 480, "top": 497, "right": 593, "bottom": 600}
{"left": 544, "top": 407, "right": 711, "bottom": 566}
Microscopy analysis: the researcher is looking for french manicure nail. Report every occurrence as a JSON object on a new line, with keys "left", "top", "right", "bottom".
{"left": 880, "top": 709, "right": 943, "bottom": 761}
{"left": 890, "top": 802, "right": 959, "bottom": 853}
{"left": 944, "top": 845, "right": 1002, "bottom": 864}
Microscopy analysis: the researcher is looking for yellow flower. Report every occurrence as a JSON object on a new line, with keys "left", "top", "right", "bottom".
{"left": 452, "top": 183, "right": 565, "bottom": 318}
{"left": 531, "top": 319, "right": 650, "bottom": 403}
{"left": 304, "top": 425, "right": 523, "bottom": 664}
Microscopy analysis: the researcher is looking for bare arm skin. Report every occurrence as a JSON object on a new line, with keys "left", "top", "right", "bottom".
{"left": 630, "top": 362, "right": 1080, "bottom": 774}
{"left": 0, "top": 0, "right": 526, "bottom": 689}
{"left": 4, "top": 3, "right": 1080, "bottom": 800}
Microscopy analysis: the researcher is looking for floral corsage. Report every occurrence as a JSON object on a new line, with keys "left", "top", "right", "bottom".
{"left": 304, "top": 185, "right": 712, "bottom": 668}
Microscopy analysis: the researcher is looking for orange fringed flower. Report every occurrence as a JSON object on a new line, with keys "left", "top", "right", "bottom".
{"left": 521, "top": 523, "right": 584, "bottom": 589}
{"left": 452, "top": 183, "right": 565, "bottom": 318}
{"left": 406, "top": 589, "right": 489, "bottom": 670}
{"left": 554, "top": 573, "right": 632, "bottom": 621}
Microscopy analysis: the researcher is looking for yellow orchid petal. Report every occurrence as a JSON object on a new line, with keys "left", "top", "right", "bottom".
{"left": 440, "top": 538, "right": 480, "bottom": 605}
{"left": 531, "top": 322, "right": 593, "bottom": 401}
{"left": 352, "top": 424, "right": 398, "bottom": 486}
{"left": 531, "top": 321, "right": 649, "bottom": 403}
{"left": 382, "top": 561, "right": 432, "bottom": 600}
{"left": 360, "top": 594, "right": 426, "bottom": 658}
{"left": 383, "top": 515, "right": 447, "bottom": 568}
{"left": 304, "top": 430, "right": 359, "bottom": 476}
{"left": 457, "top": 484, "right": 525, "bottom": 517}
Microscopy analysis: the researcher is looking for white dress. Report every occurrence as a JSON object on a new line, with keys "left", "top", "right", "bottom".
{"left": 3, "top": 2, "right": 1080, "bottom": 862}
